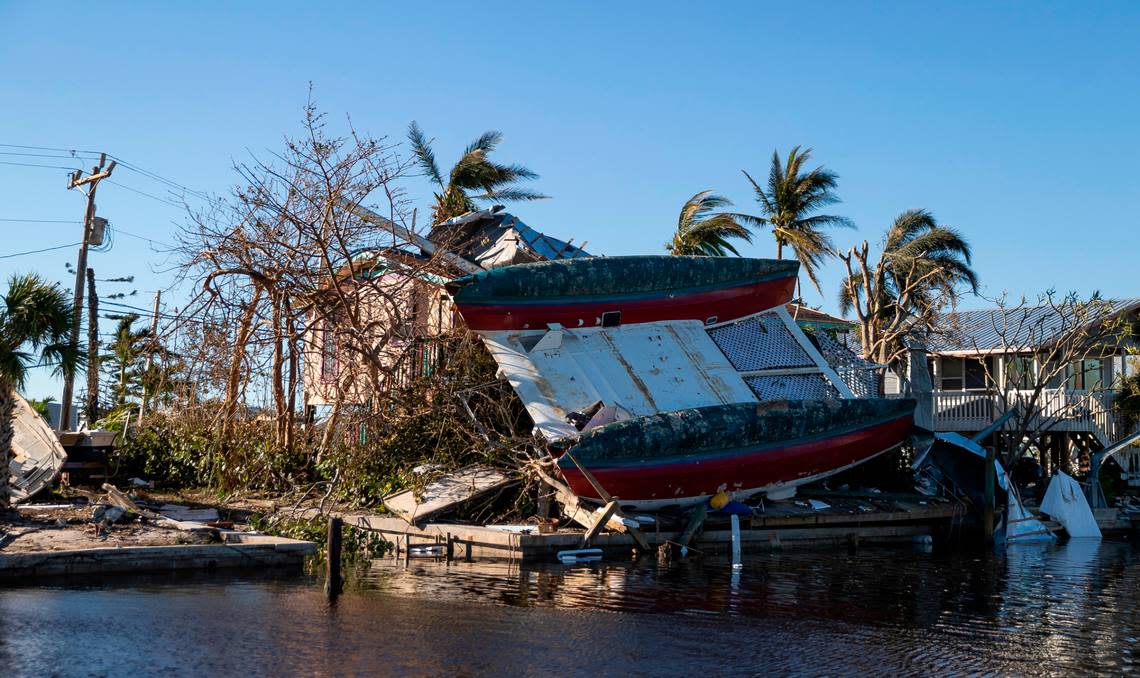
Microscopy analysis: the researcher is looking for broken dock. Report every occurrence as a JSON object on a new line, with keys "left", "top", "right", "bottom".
{"left": 304, "top": 494, "right": 967, "bottom": 562}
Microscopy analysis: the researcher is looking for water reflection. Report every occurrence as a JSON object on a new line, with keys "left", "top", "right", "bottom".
{"left": 5, "top": 542, "right": 1140, "bottom": 676}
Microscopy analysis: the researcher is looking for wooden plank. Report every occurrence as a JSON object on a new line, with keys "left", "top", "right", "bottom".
{"left": 532, "top": 465, "right": 628, "bottom": 533}
{"left": 749, "top": 502, "right": 962, "bottom": 526}
{"left": 582, "top": 500, "right": 619, "bottom": 547}
{"left": 159, "top": 504, "right": 220, "bottom": 523}
{"left": 678, "top": 504, "right": 708, "bottom": 548}
{"left": 559, "top": 453, "right": 652, "bottom": 551}
{"left": 382, "top": 466, "right": 513, "bottom": 525}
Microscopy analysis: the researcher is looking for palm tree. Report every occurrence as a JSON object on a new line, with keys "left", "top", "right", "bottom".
{"left": 665, "top": 190, "right": 754, "bottom": 256}
{"left": 838, "top": 209, "right": 978, "bottom": 363}
{"left": 407, "top": 122, "right": 549, "bottom": 226}
{"left": 742, "top": 146, "right": 853, "bottom": 294}
{"left": 0, "top": 274, "right": 80, "bottom": 508}
{"left": 102, "top": 314, "right": 150, "bottom": 407}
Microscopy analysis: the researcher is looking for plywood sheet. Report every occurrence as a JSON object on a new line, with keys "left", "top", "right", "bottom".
{"left": 383, "top": 466, "right": 513, "bottom": 524}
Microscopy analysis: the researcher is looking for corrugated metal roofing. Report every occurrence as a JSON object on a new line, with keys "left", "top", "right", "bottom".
{"left": 481, "top": 320, "right": 757, "bottom": 439}
{"left": 926, "top": 298, "right": 1140, "bottom": 353}
{"left": 505, "top": 214, "right": 590, "bottom": 261}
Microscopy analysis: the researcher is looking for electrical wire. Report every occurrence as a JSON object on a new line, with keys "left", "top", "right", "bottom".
{"left": 0, "top": 151, "right": 100, "bottom": 161}
{"left": 0, "top": 218, "right": 81, "bottom": 223}
{"left": 113, "top": 227, "right": 175, "bottom": 249}
{"left": 0, "top": 242, "right": 81, "bottom": 259}
{"left": 105, "top": 180, "right": 184, "bottom": 208}
{"left": 0, "top": 160, "right": 84, "bottom": 171}
{"left": 109, "top": 156, "right": 214, "bottom": 203}
{"left": 0, "top": 142, "right": 102, "bottom": 155}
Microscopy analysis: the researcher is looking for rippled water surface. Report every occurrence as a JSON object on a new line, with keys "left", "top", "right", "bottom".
{"left": 5, "top": 540, "right": 1140, "bottom": 676}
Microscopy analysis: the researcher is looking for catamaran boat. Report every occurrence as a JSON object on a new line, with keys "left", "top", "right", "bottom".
{"left": 446, "top": 255, "right": 916, "bottom": 510}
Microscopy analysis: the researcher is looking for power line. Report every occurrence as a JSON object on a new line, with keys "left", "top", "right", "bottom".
{"left": 0, "top": 160, "right": 84, "bottom": 171}
{"left": 106, "top": 180, "right": 184, "bottom": 208}
{"left": 0, "top": 150, "right": 100, "bottom": 161}
{"left": 110, "top": 156, "right": 214, "bottom": 203}
{"left": 0, "top": 218, "right": 175, "bottom": 248}
{"left": 0, "top": 242, "right": 81, "bottom": 259}
{"left": 113, "top": 226, "right": 175, "bottom": 248}
{"left": 0, "top": 218, "right": 82, "bottom": 223}
{"left": 0, "top": 142, "right": 102, "bottom": 155}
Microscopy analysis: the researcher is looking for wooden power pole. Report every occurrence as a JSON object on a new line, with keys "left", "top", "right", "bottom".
{"left": 59, "top": 153, "right": 115, "bottom": 431}
{"left": 85, "top": 268, "right": 99, "bottom": 426}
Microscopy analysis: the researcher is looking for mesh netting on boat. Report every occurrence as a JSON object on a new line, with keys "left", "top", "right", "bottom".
{"left": 810, "top": 331, "right": 884, "bottom": 398}
{"left": 707, "top": 314, "right": 815, "bottom": 371}
{"left": 745, "top": 374, "right": 840, "bottom": 401}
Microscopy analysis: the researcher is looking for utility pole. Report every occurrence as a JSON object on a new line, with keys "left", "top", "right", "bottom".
{"left": 85, "top": 268, "right": 99, "bottom": 426}
{"left": 138, "top": 290, "right": 161, "bottom": 425}
{"left": 59, "top": 153, "right": 115, "bottom": 431}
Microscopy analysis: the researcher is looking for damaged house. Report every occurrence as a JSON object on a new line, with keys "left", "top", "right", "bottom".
{"left": 301, "top": 206, "right": 589, "bottom": 414}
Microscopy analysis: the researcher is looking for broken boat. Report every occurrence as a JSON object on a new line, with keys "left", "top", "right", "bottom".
{"left": 447, "top": 255, "right": 916, "bottom": 510}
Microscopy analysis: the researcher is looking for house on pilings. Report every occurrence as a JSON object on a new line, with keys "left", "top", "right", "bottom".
{"left": 891, "top": 298, "right": 1140, "bottom": 485}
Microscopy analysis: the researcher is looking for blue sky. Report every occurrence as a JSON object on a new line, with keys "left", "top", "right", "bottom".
{"left": 2, "top": 2, "right": 1139, "bottom": 398}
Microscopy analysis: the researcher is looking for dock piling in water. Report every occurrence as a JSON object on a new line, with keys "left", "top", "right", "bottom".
{"left": 326, "top": 516, "right": 343, "bottom": 599}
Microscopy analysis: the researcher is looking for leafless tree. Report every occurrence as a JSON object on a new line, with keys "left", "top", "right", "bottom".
{"left": 162, "top": 100, "right": 531, "bottom": 497}
{"left": 954, "top": 290, "right": 1133, "bottom": 470}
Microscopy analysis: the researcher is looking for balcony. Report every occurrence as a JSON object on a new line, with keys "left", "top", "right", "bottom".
{"left": 930, "top": 388, "right": 1127, "bottom": 446}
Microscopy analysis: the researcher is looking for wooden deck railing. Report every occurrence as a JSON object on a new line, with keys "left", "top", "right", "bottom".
{"left": 931, "top": 388, "right": 1129, "bottom": 446}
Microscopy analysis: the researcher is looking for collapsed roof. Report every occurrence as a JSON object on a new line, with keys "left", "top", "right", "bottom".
{"left": 429, "top": 206, "right": 590, "bottom": 270}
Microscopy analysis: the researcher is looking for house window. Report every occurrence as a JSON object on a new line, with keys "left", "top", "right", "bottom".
{"left": 940, "top": 357, "right": 964, "bottom": 390}
{"left": 321, "top": 320, "right": 338, "bottom": 383}
{"left": 964, "top": 357, "right": 991, "bottom": 390}
{"left": 1067, "top": 359, "right": 1103, "bottom": 391}
{"left": 1005, "top": 356, "right": 1034, "bottom": 390}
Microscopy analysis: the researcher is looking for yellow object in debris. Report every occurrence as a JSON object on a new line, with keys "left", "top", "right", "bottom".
{"left": 709, "top": 491, "right": 730, "bottom": 510}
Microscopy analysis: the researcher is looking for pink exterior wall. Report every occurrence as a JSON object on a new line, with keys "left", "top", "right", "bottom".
{"left": 301, "top": 273, "right": 456, "bottom": 408}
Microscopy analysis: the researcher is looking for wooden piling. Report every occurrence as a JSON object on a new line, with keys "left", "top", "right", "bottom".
{"left": 325, "top": 516, "right": 343, "bottom": 599}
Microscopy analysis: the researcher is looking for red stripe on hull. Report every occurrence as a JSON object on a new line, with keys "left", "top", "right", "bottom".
{"left": 559, "top": 414, "right": 913, "bottom": 504}
{"left": 455, "top": 276, "right": 796, "bottom": 331}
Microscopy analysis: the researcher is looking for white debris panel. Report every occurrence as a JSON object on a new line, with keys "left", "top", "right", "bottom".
{"left": 1041, "top": 472, "right": 1101, "bottom": 538}
{"left": 481, "top": 319, "right": 758, "bottom": 439}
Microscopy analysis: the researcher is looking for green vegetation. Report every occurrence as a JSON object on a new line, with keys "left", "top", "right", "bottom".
{"left": 0, "top": 274, "right": 81, "bottom": 508}
{"left": 26, "top": 396, "right": 55, "bottom": 423}
{"left": 407, "top": 122, "right": 549, "bottom": 226}
{"left": 838, "top": 209, "right": 978, "bottom": 364}
{"left": 665, "top": 190, "right": 753, "bottom": 256}
{"left": 742, "top": 146, "right": 853, "bottom": 294}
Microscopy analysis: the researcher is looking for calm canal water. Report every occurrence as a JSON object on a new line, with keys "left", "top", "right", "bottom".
{"left": 4, "top": 539, "right": 1140, "bottom": 676}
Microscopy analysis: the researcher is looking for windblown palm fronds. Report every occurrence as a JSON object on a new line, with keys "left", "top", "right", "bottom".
{"left": 666, "top": 190, "right": 754, "bottom": 256}
{"left": 408, "top": 122, "right": 549, "bottom": 226}
{"left": 742, "top": 146, "right": 852, "bottom": 293}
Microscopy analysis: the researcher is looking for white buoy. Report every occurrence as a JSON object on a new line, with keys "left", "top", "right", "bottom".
{"left": 730, "top": 514, "right": 743, "bottom": 569}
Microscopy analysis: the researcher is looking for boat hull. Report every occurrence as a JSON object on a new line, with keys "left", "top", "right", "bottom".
{"left": 447, "top": 256, "right": 798, "bottom": 331}
{"left": 556, "top": 399, "right": 916, "bottom": 509}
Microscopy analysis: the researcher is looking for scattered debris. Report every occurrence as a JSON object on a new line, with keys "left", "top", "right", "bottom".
{"left": 8, "top": 390, "right": 67, "bottom": 504}
{"left": 557, "top": 548, "right": 603, "bottom": 564}
{"left": 1041, "top": 472, "right": 1101, "bottom": 539}
{"left": 158, "top": 504, "right": 221, "bottom": 523}
{"left": 382, "top": 466, "right": 514, "bottom": 525}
